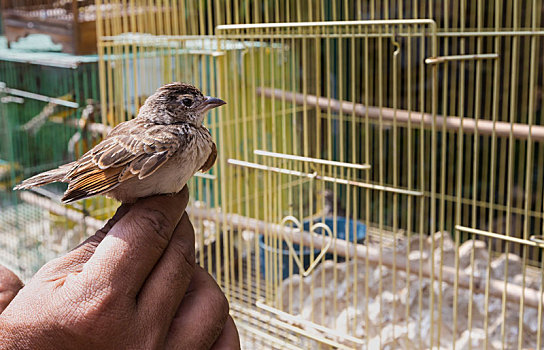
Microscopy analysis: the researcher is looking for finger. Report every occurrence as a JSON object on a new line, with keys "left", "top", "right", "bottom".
{"left": 165, "top": 266, "right": 229, "bottom": 350}
{"left": 210, "top": 316, "right": 240, "bottom": 350}
{"left": 137, "top": 212, "right": 195, "bottom": 327}
{"left": 0, "top": 265, "right": 24, "bottom": 314}
{"left": 80, "top": 187, "right": 189, "bottom": 298}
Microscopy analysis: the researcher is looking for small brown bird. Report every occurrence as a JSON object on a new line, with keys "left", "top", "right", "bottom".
{"left": 14, "top": 82, "right": 226, "bottom": 203}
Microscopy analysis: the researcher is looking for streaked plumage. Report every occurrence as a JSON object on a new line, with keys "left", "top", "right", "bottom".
{"left": 14, "top": 82, "right": 225, "bottom": 203}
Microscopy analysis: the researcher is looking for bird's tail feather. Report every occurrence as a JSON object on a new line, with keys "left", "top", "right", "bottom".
{"left": 13, "top": 165, "right": 71, "bottom": 190}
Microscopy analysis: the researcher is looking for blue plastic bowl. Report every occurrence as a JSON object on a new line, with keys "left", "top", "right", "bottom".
{"left": 303, "top": 217, "right": 366, "bottom": 261}
{"left": 303, "top": 217, "right": 366, "bottom": 242}
{"left": 258, "top": 217, "right": 366, "bottom": 280}
{"left": 258, "top": 235, "right": 320, "bottom": 280}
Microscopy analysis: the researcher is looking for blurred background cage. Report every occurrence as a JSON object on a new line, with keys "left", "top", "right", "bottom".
{"left": 1, "top": 0, "right": 100, "bottom": 54}
{"left": 2, "top": 0, "right": 544, "bottom": 349}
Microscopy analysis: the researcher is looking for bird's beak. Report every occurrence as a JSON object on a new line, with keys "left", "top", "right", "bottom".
{"left": 201, "top": 96, "right": 226, "bottom": 112}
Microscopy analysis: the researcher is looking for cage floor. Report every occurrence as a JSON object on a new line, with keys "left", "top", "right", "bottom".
{"left": 224, "top": 253, "right": 335, "bottom": 350}
{"left": 213, "top": 228, "right": 544, "bottom": 350}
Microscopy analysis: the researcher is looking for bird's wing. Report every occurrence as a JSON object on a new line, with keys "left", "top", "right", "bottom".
{"left": 200, "top": 142, "right": 217, "bottom": 172}
{"left": 62, "top": 120, "right": 194, "bottom": 202}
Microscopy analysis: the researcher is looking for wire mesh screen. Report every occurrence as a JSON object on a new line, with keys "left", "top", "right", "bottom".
{"left": 0, "top": 55, "right": 110, "bottom": 280}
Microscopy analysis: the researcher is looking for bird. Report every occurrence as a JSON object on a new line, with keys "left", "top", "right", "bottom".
{"left": 14, "top": 82, "right": 226, "bottom": 203}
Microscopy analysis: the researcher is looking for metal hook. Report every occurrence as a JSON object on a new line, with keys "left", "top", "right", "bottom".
{"left": 301, "top": 222, "right": 334, "bottom": 277}
{"left": 530, "top": 235, "right": 544, "bottom": 247}
{"left": 278, "top": 216, "right": 334, "bottom": 277}
{"left": 391, "top": 32, "right": 401, "bottom": 56}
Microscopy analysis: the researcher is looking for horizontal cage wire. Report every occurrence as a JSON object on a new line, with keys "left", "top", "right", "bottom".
{"left": 1, "top": 1, "right": 544, "bottom": 349}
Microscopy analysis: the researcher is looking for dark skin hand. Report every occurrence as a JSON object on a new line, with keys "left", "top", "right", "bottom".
{"left": 0, "top": 186, "right": 240, "bottom": 349}
{"left": 0, "top": 266, "right": 23, "bottom": 314}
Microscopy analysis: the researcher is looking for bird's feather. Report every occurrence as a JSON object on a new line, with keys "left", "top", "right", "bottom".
{"left": 200, "top": 142, "right": 217, "bottom": 172}
{"left": 13, "top": 163, "right": 74, "bottom": 190}
{"left": 62, "top": 166, "right": 123, "bottom": 202}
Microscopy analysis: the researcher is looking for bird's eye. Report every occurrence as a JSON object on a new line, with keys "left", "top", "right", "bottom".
{"left": 182, "top": 98, "right": 193, "bottom": 107}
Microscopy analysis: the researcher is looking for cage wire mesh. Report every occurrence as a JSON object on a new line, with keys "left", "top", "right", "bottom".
{"left": 0, "top": 43, "right": 119, "bottom": 281}
{"left": 1, "top": 0, "right": 544, "bottom": 349}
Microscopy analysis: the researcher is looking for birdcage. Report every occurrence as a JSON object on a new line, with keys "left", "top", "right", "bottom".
{"left": 1, "top": 0, "right": 541, "bottom": 349}
{"left": 0, "top": 36, "right": 114, "bottom": 280}
{"left": 93, "top": 1, "right": 544, "bottom": 349}
{"left": 1, "top": 0, "right": 101, "bottom": 54}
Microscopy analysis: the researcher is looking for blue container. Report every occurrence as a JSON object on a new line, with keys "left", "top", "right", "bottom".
{"left": 258, "top": 217, "right": 366, "bottom": 280}
{"left": 258, "top": 235, "right": 320, "bottom": 280}
{"left": 303, "top": 217, "right": 366, "bottom": 242}
{"left": 303, "top": 217, "right": 366, "bottom": 261}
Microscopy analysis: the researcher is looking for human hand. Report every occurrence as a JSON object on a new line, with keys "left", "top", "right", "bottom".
{"left": 0, "top": 187, "right": 239, "bottom": 349}
{"left": 0, "top": 265, "right": 23, "bottom": 314}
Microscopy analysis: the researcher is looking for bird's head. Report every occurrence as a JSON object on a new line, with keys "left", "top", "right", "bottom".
{"left": 139, "top": 82, "right": 226, "bottom": 125}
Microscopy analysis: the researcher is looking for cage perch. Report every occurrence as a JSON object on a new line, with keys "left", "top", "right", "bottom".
{"left": 190, "top": 206, "right": 544, "bottom": 310}
{"left": 18, "top": 191, "right": 542, "bottom": 310}
{"left": 257, "top": 87, "right": 544, "bottom": 142}
{"left": 19, "top": 192, "right": 106, "bottom": 233}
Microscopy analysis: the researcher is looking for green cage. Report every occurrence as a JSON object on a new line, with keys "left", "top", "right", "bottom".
{"left": 0, "top": 36, "right": 106, "bottom": 280}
